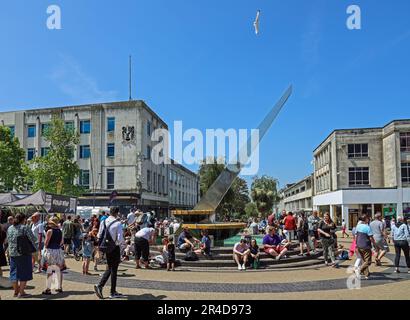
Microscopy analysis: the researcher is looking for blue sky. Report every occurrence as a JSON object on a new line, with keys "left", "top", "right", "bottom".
{"left": 0, "top": 0, "right": 409, "bottom": 188}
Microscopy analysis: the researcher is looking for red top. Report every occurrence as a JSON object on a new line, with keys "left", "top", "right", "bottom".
{"left": 267, "top": 214, "right": 275, "bottom": 226}
{"left": 284, "top": 215, "right": 296, "bottom": 230}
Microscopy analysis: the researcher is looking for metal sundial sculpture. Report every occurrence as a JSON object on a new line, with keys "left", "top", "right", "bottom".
{"left": 194, "top": 85, "right": 293, "bottom": 212}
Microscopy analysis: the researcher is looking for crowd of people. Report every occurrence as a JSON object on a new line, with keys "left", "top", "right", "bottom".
{"left": 240, "top": 209, "right": 410, "bottom": 277}
{"left": 0, "top": 207, "right": 188, "bottom": 299}
{"left": 0, "top": 206, "right": 409, "bottom": 299}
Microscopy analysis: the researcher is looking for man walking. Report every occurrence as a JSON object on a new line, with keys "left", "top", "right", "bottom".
{"left": 94, "top": 207, "right": 125, "bottom": 299}
{"left": 370, "top": 213, "right": 389, "bottom": 266}
{"left": 355, "top": 214, "right": 377, "bottom": 280}
{"left": 62, "top": 216, "right": 74, "bottom": 256}
{"left": 31, "top": 212, "right": 44, "bottom": 273}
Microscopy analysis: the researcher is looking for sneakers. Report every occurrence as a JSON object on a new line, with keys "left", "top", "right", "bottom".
{"left": 109, "top": 292, "right": 124, "bottom": 299}
{"left": 237, "top": 265, "right": 242, "bottom": 270}
{"left": 394, "top": 268, "right": 401, "bottom": 273}
{"left": 94, "top": 285, "right": 104, "bottom": 300}
{"left": 241, "top": 264, "right": 246, "bottom": 270}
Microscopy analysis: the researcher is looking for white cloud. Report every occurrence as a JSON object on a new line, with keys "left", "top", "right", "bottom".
{"left": 49, "top": 54, "right": 118, "bottom": 103}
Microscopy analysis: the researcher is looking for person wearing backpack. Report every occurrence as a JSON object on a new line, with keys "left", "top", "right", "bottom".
{"left": 6, "top": 213, "right": 37, "bottom": 298}
{"left": 297, "top": 212, "right": 310, "bottom": 256}
{"left": 94, "top": 207, "right": 124, "bottom": 300}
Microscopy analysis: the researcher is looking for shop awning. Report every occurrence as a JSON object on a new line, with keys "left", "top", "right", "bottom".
{"left": 5, "top": 190, "right": 77, "bottom": 214}
{"left": 0, "top": 193, "right": 18, "bottom": 205}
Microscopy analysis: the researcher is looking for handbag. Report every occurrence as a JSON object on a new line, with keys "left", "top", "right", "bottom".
{"left": 17, "top": 226, "right": 37, "bottom": 256}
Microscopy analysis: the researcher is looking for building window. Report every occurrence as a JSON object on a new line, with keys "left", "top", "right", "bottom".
{"left": 80, "top": 120, "right": 91, "bottom": 134}
{"left": 158, "top": 174, "right": 161, "bottom": 194}
{"left": 41, "top": 147, "right": 50, "bottom": 157}
{"left": 27, "top": 148, "right": 36, "bottom": 161}
{"left": 162, "top": 175, "right": 165, "bottom": 195}
{"left": 41, "top": 124, "right": 50, "bottom": 136}
{"left": 107, "top": 117, "right": 115, "bottom": 132}
{"left": 146, "top": 145, "right": 151, "bottom": 160}
{"left": 349, "top": 167, "right": 369, "bottom": 186}
{"left": 402, "top": 163, "right": 410, "bottom": 184}
{"left": 79, "top": 170, "right": 90, "bottom": 189}
{"left": 8, "top": 126, "right": 15, "bottom": 138}
{"left": 400, "top": 133, "right": 410, "bottom": 152}
{"left": 147, "top": 170, "right": 151, "bottom": 191}
{"left": 348, "top": 144, "right": 368, "bottom": 158}
{"left": 107, "top": 169, "right": 115, "bottom": 190}
{"left": 65, "top": 121, "right": 74, "bottom": 131}
{"left": 107, "top": 143, "right": 115, "bottom": 158}
{"left": 80, "top": 145, "right": 91, "bottom": 159}
{"left": 147, "top": 121, "right": 151, "bottom": 136}
{"left": 153, "top": 174, "right": 157, "bottom": 193}
{"left": 27, "top": 125, "right": 36, "bottom": 138}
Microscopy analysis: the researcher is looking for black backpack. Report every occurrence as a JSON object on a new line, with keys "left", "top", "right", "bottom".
{"left": 98, "top": 220, "right": 118, "bottom": 254}
{"left": 184, "top": 251, "right": 198, "bottom": 261}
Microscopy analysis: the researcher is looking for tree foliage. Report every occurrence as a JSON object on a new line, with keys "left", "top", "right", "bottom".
{"left": 244, "top": 202, "right": 259, "bottom": 218}
{"left": 198, "top": 158, "right": 250, "bottom": 217}
{"left": 250, "top": 175, "right": 280, "bottom": 216}
{"left": 0, "top": 126, "right": 27, "bottom": 192}
{"left": 27, "top": 116, "right": 82, "bottom": 196}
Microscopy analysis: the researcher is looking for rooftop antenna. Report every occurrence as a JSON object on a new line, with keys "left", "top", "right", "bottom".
{"left": 129, "top": 55, "right": 132, "bottom": 101}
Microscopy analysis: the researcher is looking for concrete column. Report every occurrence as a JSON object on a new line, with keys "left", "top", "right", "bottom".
{"left": 330, "top": 205, "right": 335, "bottom": 222}
{"left": 342, "top": 205, "right": 349, "bottom": 230}
{"left": 397, "top": 188, "right": 403, "bottom": 218}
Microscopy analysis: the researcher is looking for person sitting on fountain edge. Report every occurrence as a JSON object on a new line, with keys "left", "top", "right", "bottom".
{"left": 177, "top": 227, "right": 200, "bottom": 252}
{"left": 263, "top": 226, "right": 290, "bottom": 261}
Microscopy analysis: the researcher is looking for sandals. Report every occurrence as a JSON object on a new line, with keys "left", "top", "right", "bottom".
{"left": 56, "top": 288, "right": 63, "bottom": 293}
{"left": 42, "top": 289, "right": 52, "bottom": 295}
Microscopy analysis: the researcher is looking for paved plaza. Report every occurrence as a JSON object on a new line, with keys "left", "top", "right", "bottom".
{"left": 1, "top": 236, "right": 409, "bottom": 300}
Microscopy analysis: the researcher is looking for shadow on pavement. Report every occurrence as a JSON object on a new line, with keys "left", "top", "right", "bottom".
{"left": 125, "top": 293, "right": 167, "bottom": 300}
{"left": 30, "top": 290, "right": 95, "bottom": 300}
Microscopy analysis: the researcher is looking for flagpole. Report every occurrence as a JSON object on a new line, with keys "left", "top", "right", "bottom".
{"left": 129, "top": 55, "right": 132, "bottom": 101}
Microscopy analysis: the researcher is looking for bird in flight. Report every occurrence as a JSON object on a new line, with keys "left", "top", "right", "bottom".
{"left": 254, "top": 10, "right": 261, "bottom": 35}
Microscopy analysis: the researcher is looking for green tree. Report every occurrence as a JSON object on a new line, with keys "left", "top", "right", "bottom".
{"left": 244, "top": 202, "right": 259, "bottom": 218}
{"left": 0, "top": 126, "right": 27, "bottom": 192}
{"left": 250, "top": 175, "right": 280, "bottom": 216}
{"left": 28, "top": 116, "right": 82, "bottom": 196}
{"left": 198, "top": 158, "right": 250, "bottom": 217}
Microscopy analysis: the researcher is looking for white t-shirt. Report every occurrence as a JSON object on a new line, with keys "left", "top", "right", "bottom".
{"left": 31, "top": 221, "right": 44, "bottom": 244}
{"left": 135, "top": 227, "right": 155, "bottom": 240}
{"left": 127, "top": 212, "right": 136, "bottom": 225}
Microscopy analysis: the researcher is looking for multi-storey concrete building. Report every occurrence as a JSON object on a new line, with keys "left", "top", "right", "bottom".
{"left": 312, "top": 120, "right": 410, "bottom": 229}
{"left": 168, "top": 159, "right": 200, "bottom": 210}
{"left": 0, "top": 100, "right": 199, "bottom": 215}
{"left": 281, "top": 175, "right": 314, "bottom": 213}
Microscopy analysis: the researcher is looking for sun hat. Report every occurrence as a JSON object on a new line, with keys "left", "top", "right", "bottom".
{"left": 48, "top": 216, "right": 60, "bottom": 227}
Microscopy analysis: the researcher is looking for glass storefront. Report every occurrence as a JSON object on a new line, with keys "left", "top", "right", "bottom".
{"left": 404, "top": 203, "right": 410, "bottom": 220}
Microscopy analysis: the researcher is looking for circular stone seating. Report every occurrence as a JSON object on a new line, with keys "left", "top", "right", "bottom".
{"left": 149, "top": 243, "right": 324, "bottom": 270}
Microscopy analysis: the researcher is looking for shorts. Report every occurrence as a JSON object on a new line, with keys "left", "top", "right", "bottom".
{"left": 63, "top": 238, "right": 72, "bottom": 245}
{"left": 309, "top": 230, "right": 319, "bottom": 240}
{"left": 264, "top": 246, "right": 286, "bottom": 255}
{"left": 374, "top": 239, "right": 390, "bottom": 252}
{"left": 134, "top": 237, "right": 150, "bottom": 261}
{"left": 9, "top": 255, "right": 33, "bottom": 282}
{"left": 297, "top": 231, "right": 308, "bottom": 243}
